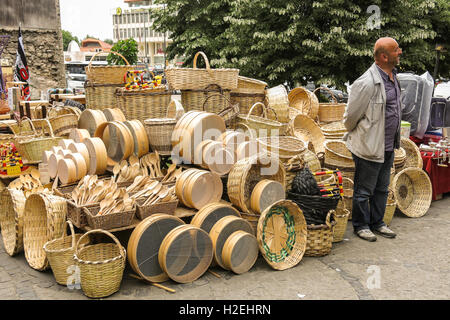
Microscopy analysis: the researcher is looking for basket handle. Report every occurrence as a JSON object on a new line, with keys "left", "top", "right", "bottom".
{"left": 15, "top": 116, "right": 37, "bottom": 136}
{"left": 313, "top": 87, "right": 337, "bottom": 103}
{"left": 75, "top": 228, "right": 126, "bottom": 260}
{"left": 63, "top": 220, "right": 77, "bottom": 248}
{"left": 193, "top": 51, "right": 212, "bottom": 73}
{"left": 325, "top": 209, "right": 335, "bottom": 228}
{"left": 87, "top": 50, "right": 130, "bottom": 72}
{"left": 40, "top": 117, "right": 56, "bottom": 138}
{"left": 246, "top": 102, "right": 267, "bottom": 120}
{"left": 235, "top": 122, "right": 256, "bottom": 139}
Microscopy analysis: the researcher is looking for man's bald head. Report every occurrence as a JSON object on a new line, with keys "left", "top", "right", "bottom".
{"left": 374, "top": 37, "right": 402, "bottom": 69}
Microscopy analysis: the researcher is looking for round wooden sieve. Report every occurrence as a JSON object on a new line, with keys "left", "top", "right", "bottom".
{"left": 222, "top": 230, "right": 258, "bottom": 274}
{"left": 48, "top": 153, "right": 63, "bottom": 179}
{"left": 78, "top": 109, "right": 107, "bottom": 137}
{"left": 57, "top": 158, "right": 77, "bottom": 185}
{"left": 250, "top": 179, "right": 285, "bottom": 214}
{"left": 69, "top": 128, "right": 90, "bottom": 143}
{"left": 83, "top": 137, "right": 107, "bottom": 175}
{"left": 42, "top": 150, "right": 52, "bottom": 165}
{"left": 65, "top": 153, "right": 87, "bottom": 181}
{"left": 68, "top": 142, "right": 90, "bottom": 169}
{"left": 191, "top": 202, "right": 241, "bottom": 233}
{"left": 94, "top": 121, "right": 134, "bottom": 167}
{"left": 58, "top": 139, "right": 74, "bottom": 150}
{"left": 123, "top": 120, "right": 149, "bottom": 157}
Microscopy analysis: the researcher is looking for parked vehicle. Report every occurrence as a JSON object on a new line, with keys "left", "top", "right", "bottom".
{"left": 64, "top": 60, "right": 107, "bottom": 94}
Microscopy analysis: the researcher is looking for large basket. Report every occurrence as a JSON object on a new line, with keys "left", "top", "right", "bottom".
{"left": 227, "top": 155, "right": 285, "bottom": 213}
{"left": 74, "top": 229, "right": 126, "bottom": 298}
{"left": 314, "top": 87, "right": 347, "bottom": 123}
{"left": 85, "top": 51, "right": 134, "bottom": 84}
{"left": 400, "top": 137, "right": 423, "bottom": 169}
{"left": 0, "top": 188, "right": 26, "bottom": 256}
{"left": 236, "top": 102, "right": 288, "bottom": 137}
{"left": 181, "top": 84, "right": 231, "bottom": 113}
{"left": 324, "top": 140, "right": 355, "bottom": 169}
{"left": 383, "top": 189, "right": 396, "bottom": 226}
{"left": 288, "top": 87, "right": 319, "bottom": 120}
{"left": 287, "top": 191, "right": 340, "bottom": 225}
{"left": 14, "top": 118, "right": 63, "bottom": 163}
{"left": 115, "top": 86, "right": 172, "bottom": 120}
{"left": 43, "top": 220, "right": 91, "bottom": 285}
{"left": 305, "top": 210, "right": 336, "bottom": 257}
{"left": 230, "top": 76, "right": 267, "bottom": 115}
{"left": 392, "top": 167, "right": 432, "bottom": 218}
{"left": 23, "top": 193, "right": 67, "bottom": 271}
{"left": 165, "top": 51, "right": 239, "bottom": 90}
{"left": 257, "top": 200, "right": 307, "bottom": 270}
{"left": 265, "top": 85, "right": 290, "bottom": 123}
{"left": 291, "top": 114, "right": 325, "bottom": 154}
{"left": 85, "top": 81, "right": 120, "bottom": 110}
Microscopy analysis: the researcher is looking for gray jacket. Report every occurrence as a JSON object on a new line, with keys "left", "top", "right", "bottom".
{"left": 343, "top": 62, "right": 401, "bottom": 163}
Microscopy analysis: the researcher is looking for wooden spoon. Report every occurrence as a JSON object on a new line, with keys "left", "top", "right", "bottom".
{"left": 162, "top": 163, "right": 176, "bottom": 182}
{"left": 113, "top": 163, "right": 121, "bottom": 182}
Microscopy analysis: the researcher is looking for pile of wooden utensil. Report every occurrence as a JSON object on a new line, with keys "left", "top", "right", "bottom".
{"left": 161, "top": 163, "right": 182, "bottom": 183}
{"left": 8, "top": 168, "right": 50, "bottom": 197}
{"left": 127, "top": 175, "right": 177, "bottom": 206}
{"left": 140, "top": 152, "right": 164, "bottom": 178}
{"left": 112, "top": 155, "right": 142, "bottom": 183}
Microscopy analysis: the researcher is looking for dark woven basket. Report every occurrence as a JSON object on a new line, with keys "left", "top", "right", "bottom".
{"left": 287, "top": 191, "right": 339, "bottom": 225}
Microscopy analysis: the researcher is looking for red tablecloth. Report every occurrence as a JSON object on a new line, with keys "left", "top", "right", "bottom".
{"left": 421, "top": 151, "right": 450, "bottom": 200}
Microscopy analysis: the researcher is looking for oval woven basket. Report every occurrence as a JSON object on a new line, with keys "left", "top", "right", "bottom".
{"left": 257, "top": 135, "right": 306, "bottom": 163}
{"left": 288, "top": 87, "right": 319, "bottom": 120}
{"left": 324, "top": 140, "right": 355, "bottom": 168}
{"left": 0, "top": 188, "right": 26, "bottom": 256}
{"left": 227, "top": 155, "right": 286, "bottom": 213}
{"left": 392, "top": 167, "right": 432, "bottom": 218}
{"left": 291, "top": 114, "right": 325, "bottom": 154}
{"left": 236, "top": 102, "right": 288, "bottom": 137}
{"left": 313, "top": 87, "right": 347, "bottom": 123}
{"left": 43, "top": 220, "right": 91, "bottom": 285}
{"left": 305, "top": 210, "right": 336, "bottom": 257}
{"left": 23, "top": 193, "right": 67, "bottom": 271}
{"left": 74, "top": 229, "right": 126, "bottom": 298}
{"left": 265, "top": 85, "right": 290, "bottom": 123}
{"left": 400, "top": 137, "right": 423, "bottom": 169}
{"left": 257, "top": 199, "right": 307, "bottom": 270}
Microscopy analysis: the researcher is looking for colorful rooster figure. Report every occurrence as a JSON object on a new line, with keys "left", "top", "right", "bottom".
{"left": 124, "top": 70, "right": 151, "bottom": 91}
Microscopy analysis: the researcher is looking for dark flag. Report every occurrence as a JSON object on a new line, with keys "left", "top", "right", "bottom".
{"left": 13, "top": 27, "right": 31, "bottom": 101}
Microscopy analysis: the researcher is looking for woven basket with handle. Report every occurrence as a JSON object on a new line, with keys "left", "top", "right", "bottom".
{"left": 85, "top": 51, "right": 134, "bottom": 84}
{"left": 74, "top": 229, "right": 126, "bottom": 298}
{"left": 230, "top": 76, "right": 267, "bottom": 116}
{"left": 181, "top": 84, "right": 231, "bottom": 113}
{"left": 314, "top": 87, "right": 347, "bottom": 123}
{"left": 305, "top": 210, "right": 336, "bottom": 257}
{"left": 0, "top": 188, "right": 26, "bottom": 256}
{"left": 43, "top": 220, "right": 91, "bottom": 285}
{"left": 332, "top": 201, "right": 350, "bottom": 243}
{"left": 288, "top": 87, "right": 319, "bottom": 120}
{"left": 265, "top": 85, "right": 290, "bottom": 123}
{"left": 236, "top": 102, "right": 288, "bottom": 137}
{"left": 165, "top": 51, "right": 239, "bottom": 90}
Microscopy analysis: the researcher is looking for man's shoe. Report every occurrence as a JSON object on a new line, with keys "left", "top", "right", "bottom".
{"left": 354, "top": 229, "right": 377, "bottom": 242}
{"left": 372, "top": 225, "right": 396, "bottom": 238}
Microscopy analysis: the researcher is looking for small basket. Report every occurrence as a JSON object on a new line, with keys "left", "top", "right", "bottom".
{"left": 257, "top": 135, "right": 306, "bottom": 163}
{"left": 383, "top": 189, "right": 396, "bottom": 226}
{"left": 291, "top": 113, "right": 325, "bottom": 154}
{"left": 324, "top": 140, "right": 355, "bottom": 169}
{"left": 392, "top": 167, "right": 432, "bottom": 218}
{"left": 400, "top": 137, "right": 423, "bottom": 169}
{"left": 342, "top": 177, "right": 354, "bottom": 220}
{"left": 116, "top": 86, "right": 172, "bottom": 120}
{"left": 48, "top": 113, "right": 79, "bottom": 137}
{"left": 43, "top": 220, "right": 91, "bottom": 285}
{"left": 83, "top": 206, "right": 135, "bottom": 230}
{"left": 332, "top": 202, "right": 350, "bottom": 243}
{"left": 181, "top": 84, "right": 231, "bottom": 114}
{"left": 165, "top": 51, "right": 239, "bottom": 90}
{"left": 265, "top": 85, "right": 290, "bottom": 123}
{"left": 236, "top": 102, "right": 288, "bottom": 137}
{"left": 314, "top": 87, "right": 347, "bottom": 123}
{"left": 73, "top": 229, "right": 126, "bottom": 298}
{"left": 14, "top": 117, "right": 63, "bottom": 163}
{"left": 288, "top": 87, "right": 319, "bottom": 120}
{"left": 135, "top": 199, "right": 179, "bottom": 220}
{"left": 144, "top": 118, "right": 177, "bottom": 156}
{"left": 67, "top": 200, "right": 99, "bottom": 228}
{"left": 230, "top": 76, "right": 267, "bottom": 115}
{"left": 85, "top": 51, "right": 134, "bottom": 84}
{"left": 305, "top": 210, "right": 336, "bottom": 257}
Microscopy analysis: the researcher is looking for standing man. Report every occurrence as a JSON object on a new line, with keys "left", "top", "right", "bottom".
{"left": 343, "top": 37, "right": 402, "bottom": 241}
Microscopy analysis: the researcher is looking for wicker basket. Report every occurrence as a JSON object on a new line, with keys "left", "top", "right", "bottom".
{"left": 257, "top": 200, "right": 307, "bottom": 270}
{"left": 48, "top": 114, "right": 79, "bottom": 137}
{"left": 288, "top": 87, "right": 319, "bottom": 120}
{"left": 74, "top": 229, "right": 126, "bottom": 298}
{"left": 392, "top": 167, "right": 432, "bottom": 218}
{"left": 332, "top": 202, "right": 350, "bottom": 243}
{"left": 165, "top": 51, "right": 239, "bottom": 90}
{"left": 257, "top": 135, "right": 306, "bottom": 163}
{"left": 265, "top": 85, "right": 290, "bottom": 123}
{"left": 116, "top": 86, "right": 172, "bottom": 120}
{"left": 83, "top": 205, "right": 136, "bottom": 230}
{"left": 230, "top": 76, "right": 267, "bottom": 116}
{"left": 342, "top": 177, "right": 354, "bottom": 220}
{"left": 199, "top": 92, "right": 240, "bottom": 128}
{"left": 400, "top": 137, "right": 423, "bottom": 169}
{"left": 23, "top": 193, "right": 67, "bottom": 271}
{"left": 314, "top": 87, "right": 347, "bottom": 123}
{"left": 305, "top": 210, "right": 336, "bottom": 257}
{"left": 66, "top": 200, "right": 98, "bottom": 228}
{"left": 227, "top": 154, "right": 285, "bottom": 213}
{"left": 144, "top": 118, "right": 177, "bottom": 156}
{"left": 383, "top": 189, "right": 396, "bottom": 226}
{"left": 324, "top": 140, "right": 355, "bottom": 169}
{"left": 43, "top": 220, "right": 91, "bottom": 285}
{"left": 291, "top": 114, "right": 325, "bottom": 154}
{"left": 236, "top": 102, "right": 288, "bottom": 137}
{"left": 239, "top": 212, "right": 259, "bottom": 236}
{"left": 14, "top": 118, "right": 63, "bottom": 164}
{"left": 181, "top": 84, "right": 231, "bottom": 113}
{"left": 135, "top": 199, "right": 179, "bottom": 220}
{"left": 0, "top": 188, "right": 26, "bottom": 256}
{"left": 85, "top": 51, "right": 134, "bottom": 85}
{"left": 284, "top": 155, "right": 305, "bottom": 192}
{"left": 85, "top": 81, "right": 121, "bottom": 110}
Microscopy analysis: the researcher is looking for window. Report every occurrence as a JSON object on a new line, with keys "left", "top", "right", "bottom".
{"left": 132, "top": 13, "right": 136, "bottom": 24}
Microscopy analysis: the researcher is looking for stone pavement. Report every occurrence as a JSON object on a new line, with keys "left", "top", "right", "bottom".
{"left": 0, "top": 194, "right": 449, "bottom": 300}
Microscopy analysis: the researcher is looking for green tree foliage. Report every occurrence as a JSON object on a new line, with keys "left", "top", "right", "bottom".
{"left": 104, "top": 39, "right": 114, "bottom": 45}
{"left": 428, "top": 0, "right": 450, "bottom": 79}
{"left": 62, "top": 30, "right": 80, "bottom": 51}
{"left": 152, "top": 0, "right": 448, "bottom": 89}
{"left": 107, "top": 39, "right": 139, "bottom": 65}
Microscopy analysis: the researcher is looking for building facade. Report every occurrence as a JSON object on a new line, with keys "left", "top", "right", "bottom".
{"left": 112, "top": 0, "right": 172, "bottom": 68}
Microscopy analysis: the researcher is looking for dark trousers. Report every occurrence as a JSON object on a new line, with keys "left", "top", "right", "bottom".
{"left": 351, "top": 151, "right": 394, "bottom": 232}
